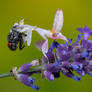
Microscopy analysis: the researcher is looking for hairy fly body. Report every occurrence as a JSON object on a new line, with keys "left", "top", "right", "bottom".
{"left": 8, "top": 26, "right": 26, "bottom": 50}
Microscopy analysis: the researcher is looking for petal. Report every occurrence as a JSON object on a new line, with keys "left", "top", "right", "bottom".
{"left": 46, "top": 50, "right": 55, "bottom": 63}
{"left": 62, "top": 62, "right": 71, "bottom": 69}
{"left": 81, "top": 40, "right": 92, "bottom": 50}
{"left": 72, "top": 76, "right": 81, "bottom": 81}
{"left": 61, "top": 68, "right": 74, "bottom": 78}
{"left": 19, "top": 63, "right": 31, "bottom": 72}
{"left": 88, "top": 64, "right": 92, "bottom": 71}
{"left": 88, "top": 72, "right": 92, "bottom": 76}
{"left": 49, "top": 41, "right": 59, "bottom": 51}
{"left": 45, "top": 63, "right": 61, "bottom": 73}
{"left": 44, "top": 71, "right": 54, "bottom": 81}
{"left": 77, "top": 26, "right": 92, "bottom": 40}
{"left": 56, "top": 47, "right": 71, "bottom": 61}
{"left": 18, "top": 74, "right": 33, "bottom": 86}
{"left": 53, "top": 8, "right": 63, "bottom": 32}
{"left": 18, "top": 74, "right": 40, "bottom": 90}
{"left": 31, "top": 85, "right": 40, "bottom": 90}
{"left": 76, "top": 34, "right": 82, "bottom": 43}
{"left": 77, "top": 28, "right": 84, "bottom": 33}
{"left": 80, "top": 51, "right": 89, "bottom": 58}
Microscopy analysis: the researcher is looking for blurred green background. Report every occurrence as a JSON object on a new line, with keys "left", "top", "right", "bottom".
{"left": 0, "top": 0, "right": 92, "bottom": 92}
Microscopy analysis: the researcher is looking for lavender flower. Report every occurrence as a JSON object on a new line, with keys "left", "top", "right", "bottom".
{"left": 77, "top": 26, "right": 92, "bottom": 40}
{"left": 2, "top": 26, "right": 92, "bottom": 90}
{"left": 12, "top": 62, "right": 40, "bottom": 90}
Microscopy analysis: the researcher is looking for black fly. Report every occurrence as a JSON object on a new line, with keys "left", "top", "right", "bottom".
{"left": 8, "top": 25, "right": 26, "bottom": 50}
{"left": 8, "top": 19, "right": 37, "bottom": 51}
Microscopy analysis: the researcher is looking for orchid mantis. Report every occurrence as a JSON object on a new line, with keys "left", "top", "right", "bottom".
{"left": 35, "top": 8, "right": 68, "bottom": 41}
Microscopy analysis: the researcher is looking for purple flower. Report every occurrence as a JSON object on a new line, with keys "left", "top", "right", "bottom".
{"left": 10, "top": 26, "right": 92, "bottom": 90}
{"left": 12, "top": 63, "right": 40, "bottom": 90}
{"left": 44, "top": 63, "right": 61, "bottom": 73}
{"left": 81, "top": 40, "right": 92, "bottom": 50}
{"left": 61, "top": 67, "right": 81, "bottom": 81}
{"left": 44, "top": 71, "right": 54, "bottom": 81}
{"left": 19, "top": 63, "right": 31, "bottom": 72}
{"left": 76, "top": 34, "right": 82, "bottom": 43}
{"left": 77, "top": 26, "right": 92, "bottom": 40}
{"left": 43, "top": 63, "right": 61, "bottom": 80}
{"left": 56, "top": 45, "right": 72, "bottom": 61}
{"left": 46, "top": 50, "right": 55, "bottom": 63}
{"left": 49, "top": 41, "right": 59, "bottom": 51}
{"left": 18, "top": 74, "right": 40, "bottom": 90}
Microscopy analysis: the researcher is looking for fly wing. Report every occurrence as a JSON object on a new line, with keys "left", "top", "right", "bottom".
{"left": 35, "top": 27, "right": 51, "bottom": 40}
{"left": 52, "top": 9, "right": 63, "bottom": 33}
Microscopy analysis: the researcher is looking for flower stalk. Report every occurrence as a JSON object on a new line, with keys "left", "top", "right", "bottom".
{"left": 0, "top": 72, "right": 13, "bottom": 78}
{"left": 0, "top": 65, "right": 44, "bottom": 78}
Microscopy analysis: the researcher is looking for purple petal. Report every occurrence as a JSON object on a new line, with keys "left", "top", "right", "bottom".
{"left": 19, "top": 63, "right": 31, "bottom": 72}
{"left": 88, "top": 65, "right": 92, "bottom": 71}
{"left": 19, "top": 74, "right": 33, "bottom": 87}
{"left": 62, "top": 62, "right": 71, "bottom": 69}
{"left": 81, "top": 40, "right": 92, "bottom": 50}
{"left": 56, "top": 47, "right": 72, "bottom": 61}
{"left": 44, "top": 71, "right": 54, "bottom": 81}
{"left": 72, "top": 76, "right": 81, "bottom": 81}
{"left": 19, "top": 74, "right": 40, "bottom": 90}
{"left": 76, "top": 34, "right": 82, "bottom": 43}
{"left": 49, "top": 41, "right": 59, "bottom": 51}
{"left": 46, "top": 50, "right": 55, "bottom": 63}
{"left": 61, "top": 68, "right": 74, "bottom": 78}
{"left": 77, "top": 26, "right": 92, "bottom": 40}
{"left": 45, "top": 63, "right": 61, "bottom": 73}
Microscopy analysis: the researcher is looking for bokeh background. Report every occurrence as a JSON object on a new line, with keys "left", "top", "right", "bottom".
{"left": 0, "top": 0, "right": 92, "bottom": 92}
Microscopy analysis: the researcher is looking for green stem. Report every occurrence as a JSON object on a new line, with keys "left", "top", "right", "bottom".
{"left": 0, "top": 72, "right": 13, "bottom": 78}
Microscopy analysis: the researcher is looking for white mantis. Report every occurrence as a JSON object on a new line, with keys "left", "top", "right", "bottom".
{"left": 35, "top": 8, "right": 68, "bottom": 56}
{"left": 35, "top": 8, "right": 68, "bottom": 41}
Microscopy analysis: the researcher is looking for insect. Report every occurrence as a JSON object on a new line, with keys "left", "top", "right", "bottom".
{"left": 35, "top": 8, "right": 68, "bottom": 41}
{"left": 8, "top": 19, "right": 36, "bottom": 50}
